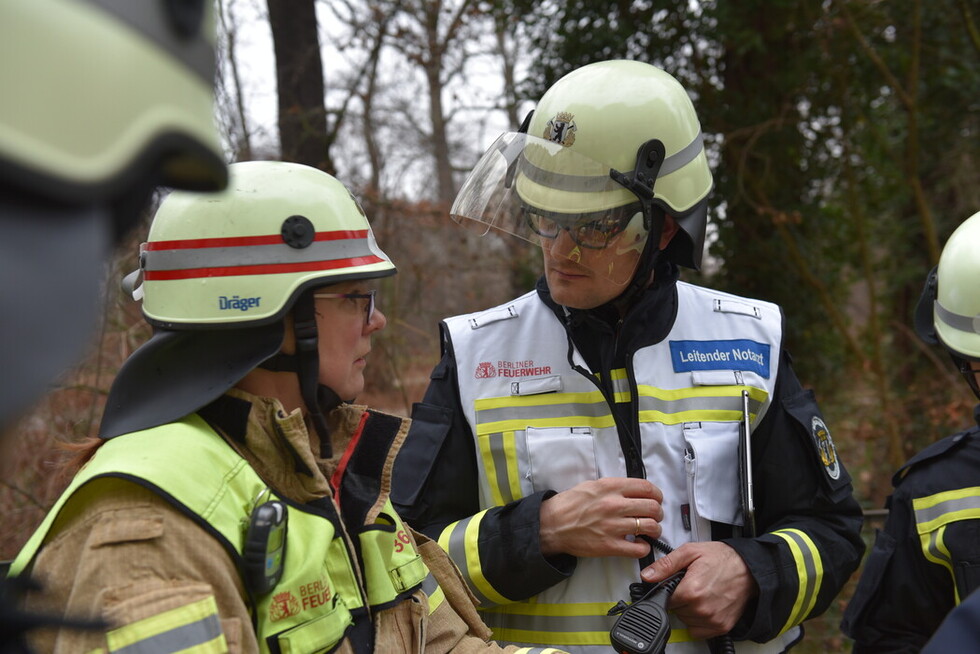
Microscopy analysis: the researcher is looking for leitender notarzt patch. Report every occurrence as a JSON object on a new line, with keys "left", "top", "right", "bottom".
{"left": 669, "top": 339, "right": 771, "bottom": 378}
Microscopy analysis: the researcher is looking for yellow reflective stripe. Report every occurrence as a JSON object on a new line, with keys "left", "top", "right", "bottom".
{"left": 475, "top": 391, "right": 606, "bottom": 411}
{"left": 479, "top": 431, "right": 506, "bottom": 506}
{"left": 427, "top": 585, "right": 446, "bottom": 614}
{"left": 106, "top": 596, "right": 225, "bottom": 654}
{"left": 474, "top": 391, "right": 616, "bottom": 434}
{"left": 481, "top": 602, "right": 694, "bottom": 646}
{"left": 501, "top": 430, "right": 522, "bottom": 500}
{"left": 638, "top": 408, "right": 746, "bottom": 424}
{"left": 772, "top": 529, "right": 823, "bottom": 634}
{"left": 479, "top": 431, "right": 522, "bottom": 505}
{"left": 478, "top": 413, "right": 617, "bottom": 434}
{"left": 438, "top": 511, "right": 510, "bottom": 606}
{"left": 913, "top": 487, "right": 980, "bottom": 533}
{"left": 919, "top": 524, "right": 959, "bottom": 603}
{"left": 636, "top": 384, "right": 766, "bottom": 425}
{"left": 607, "top": 368, "right": 631, "bottom": 403}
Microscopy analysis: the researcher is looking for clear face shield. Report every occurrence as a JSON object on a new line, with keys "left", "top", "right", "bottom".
{"left": 451, "top": 133, "right": 650, "bottom": 286}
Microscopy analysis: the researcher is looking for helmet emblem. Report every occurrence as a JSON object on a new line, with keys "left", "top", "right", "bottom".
{"left": 544, "top": 112, "right": 577, "bottom": 147}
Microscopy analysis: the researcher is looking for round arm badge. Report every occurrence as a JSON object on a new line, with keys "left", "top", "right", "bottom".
{"left": 811, "top": 416, "right": 840, "bottom": 481}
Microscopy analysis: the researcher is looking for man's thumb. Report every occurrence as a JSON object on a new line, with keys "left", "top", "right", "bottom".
{"left": 640, "top": 548, "right": 690, "bottom": 583}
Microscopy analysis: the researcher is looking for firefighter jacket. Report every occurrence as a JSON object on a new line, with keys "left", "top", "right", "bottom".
{"left": 10, "top": 389, "right": 565, "bottom": 654}
{"left": 841, "top": 405, "right": 980, "bottom": 653}
{"left": 392, "top": 272, "right": 865, "bottom": 654}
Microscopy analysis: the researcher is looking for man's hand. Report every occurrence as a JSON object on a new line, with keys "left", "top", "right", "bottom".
{"left": 539, "top": 477, "right": 663, "bottom": 558}
{"left": 639, "top": 541, "right": 759, "bottom": 639}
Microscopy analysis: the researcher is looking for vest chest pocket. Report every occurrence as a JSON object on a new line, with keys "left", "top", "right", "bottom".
{"left": 683, "top": 421, "right": 742, "bottom": 541}
{"left": 526, "top": 426, "right": 598, "bottom": 493}
{"left": 272, "top": 596, "right": 353, "bottom": 653}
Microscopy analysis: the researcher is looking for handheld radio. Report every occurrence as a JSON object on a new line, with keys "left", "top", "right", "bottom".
{"left": 243, "top": 500, "right": 287, "bottom": 594}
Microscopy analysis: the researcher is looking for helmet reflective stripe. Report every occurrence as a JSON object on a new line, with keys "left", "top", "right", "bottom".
{"left": 519, "top": 129, "right": 705, "bottom": 194}
{"left": 935, "top": 302, "right": 980, "bottom": 338}
{"left": 139, "top": 161, "right": 396, "bottom": 327}
{"left": 143, "top": 230, "right": 384, "bottom": 281}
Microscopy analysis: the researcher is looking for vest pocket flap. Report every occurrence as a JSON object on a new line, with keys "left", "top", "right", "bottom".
{"left": 683, "top": 422, "right": 741, "bottom": 526}
{"left": 690, "top": 370, "right": 766, "bottom": 390}
{"left": 274, "top": 598, "right": 353, "bottom": 653}
{"left": 510, "top": 374, "right": 562, "bottom": 396}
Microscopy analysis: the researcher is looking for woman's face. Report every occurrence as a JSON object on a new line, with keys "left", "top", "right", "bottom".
{"left": 312, "top": 280, "right": 386, "bottom": 401}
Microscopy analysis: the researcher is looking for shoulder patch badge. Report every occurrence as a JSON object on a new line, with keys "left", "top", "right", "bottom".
{"left": 811, "top": 416, "right": 840, "bottom": 480}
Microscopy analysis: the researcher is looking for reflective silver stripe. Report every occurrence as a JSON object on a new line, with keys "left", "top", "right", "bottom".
{"left": 444, "top": 516, "right": 496, "bottom": 606}
{"left": 144, "top": 238, "right": 375, "bottom": 271}
{"left": 636, "top": 392, "right": 763, "bottom": 416}
{"left": 519, "top": 131, "right": 705, "bottom": 193}
{"left": 659, "top": 130, "right": 705, "bottom": 177}
{"left": 776, "top": 529, "right": 820, "bottom": 628}
{"left": 109, "top": 613, "right": 223, "bottom": 654}
{"left": 475, "top": 398, "right": 610, "bottom": 425}
{"left": 421, "top": 571, "right": 439, "bottom": 597}
{"left": 923, "top": 529, "right": 951, "bottom": 566}
{"left": 488, "top": 432, "right": 516, "bottom": 503}
{"left": 913, "top": 491, "right": 980, "bottom": 530}
{"left": 936, "top": 301, "right": 980, "bottom": 335}
{"left": 85, "top": 0, "right": 215, "bottom": 83}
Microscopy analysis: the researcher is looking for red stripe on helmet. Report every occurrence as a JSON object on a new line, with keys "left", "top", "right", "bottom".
{"left": 145, "top": 229, "right": 371, "bottom": 251}
{"left": 143, "top": 255, "right": 386, "bottom": 280}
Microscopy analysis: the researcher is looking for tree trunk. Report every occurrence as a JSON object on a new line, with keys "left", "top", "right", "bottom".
{"left": 267, "top": 0, "right": 333, "bottom": 172}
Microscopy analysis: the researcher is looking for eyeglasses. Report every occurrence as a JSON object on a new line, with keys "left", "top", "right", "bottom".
{"left": 523, "top": 202, "right": 642, "bottom": 249}
{"left": 313, "top": 289, "right": 377, "bottom": 325}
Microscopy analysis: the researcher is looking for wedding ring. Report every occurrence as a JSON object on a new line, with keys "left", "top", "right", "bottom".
{"left": 633, "top": 517, "right": 641, "bottom": 536}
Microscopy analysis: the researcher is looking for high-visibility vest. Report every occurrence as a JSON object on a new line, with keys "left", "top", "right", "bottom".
{"left": 11, "top": 413, "right": 429, "bottom": 653}
{"left": 442, "top": 282, "right": 806, "bottom": 653}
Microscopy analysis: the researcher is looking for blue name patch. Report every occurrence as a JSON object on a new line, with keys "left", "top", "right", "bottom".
{"left": 669, "top": 339, "right": 771, "bottom": 378}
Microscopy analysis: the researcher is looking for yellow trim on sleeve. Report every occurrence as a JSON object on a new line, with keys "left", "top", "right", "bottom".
{"left": 106, "top": 595, "right": 226, "bottom": 653}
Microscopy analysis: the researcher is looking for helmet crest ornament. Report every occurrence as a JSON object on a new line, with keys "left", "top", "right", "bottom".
{"left": 544, "top": 112, "right": 577, "bottom": 147}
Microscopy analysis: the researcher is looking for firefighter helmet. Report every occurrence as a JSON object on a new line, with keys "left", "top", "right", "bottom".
{"left": 100, "top": 161, "right": 396, "bottom": 439}
{"left": 451, "top": 59, "right": 712, "bottom": 286}
{"left": 915, "top": 211, "right": 980, "bottom": 398}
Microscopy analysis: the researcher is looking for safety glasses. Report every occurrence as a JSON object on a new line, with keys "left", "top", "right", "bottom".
{"left": 523, "top": 202, "right": 643, "bottom": 249}
{"left": 313, "top": 289, "right": 376, "bottom": 325}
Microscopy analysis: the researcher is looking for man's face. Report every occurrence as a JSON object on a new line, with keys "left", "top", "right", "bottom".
{"left": 541, "top": 229, "right": 640, "bottom": 309}
{"left": 541, "top": 215, "right": 679, "bottom": 309}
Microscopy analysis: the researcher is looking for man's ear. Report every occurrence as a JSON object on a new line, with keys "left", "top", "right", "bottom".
{"left": 659, "top": 215, "right": 680, "bottom": 250}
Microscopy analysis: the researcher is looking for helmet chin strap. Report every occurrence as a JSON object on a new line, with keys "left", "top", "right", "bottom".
{"left": 607, "top": 138, "right": 668, "bottom": 312}
{"left": 259, "top": 293, "right": 343, "bottom": 458}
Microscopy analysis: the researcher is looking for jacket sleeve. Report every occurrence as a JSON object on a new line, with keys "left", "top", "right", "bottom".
{"left": 723, "top": 349, "right": 866, "bottom": 643}
{"left": 391, "top": 325, "right": 574, "bottom": 605}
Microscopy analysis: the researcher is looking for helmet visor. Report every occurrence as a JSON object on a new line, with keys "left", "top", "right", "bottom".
{"left": 451, "top": 132, "right": 649, "bottom": 285}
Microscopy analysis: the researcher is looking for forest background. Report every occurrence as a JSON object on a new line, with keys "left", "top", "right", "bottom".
{"left": 3, "top": 0, "right": 979, "bottom": 651}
